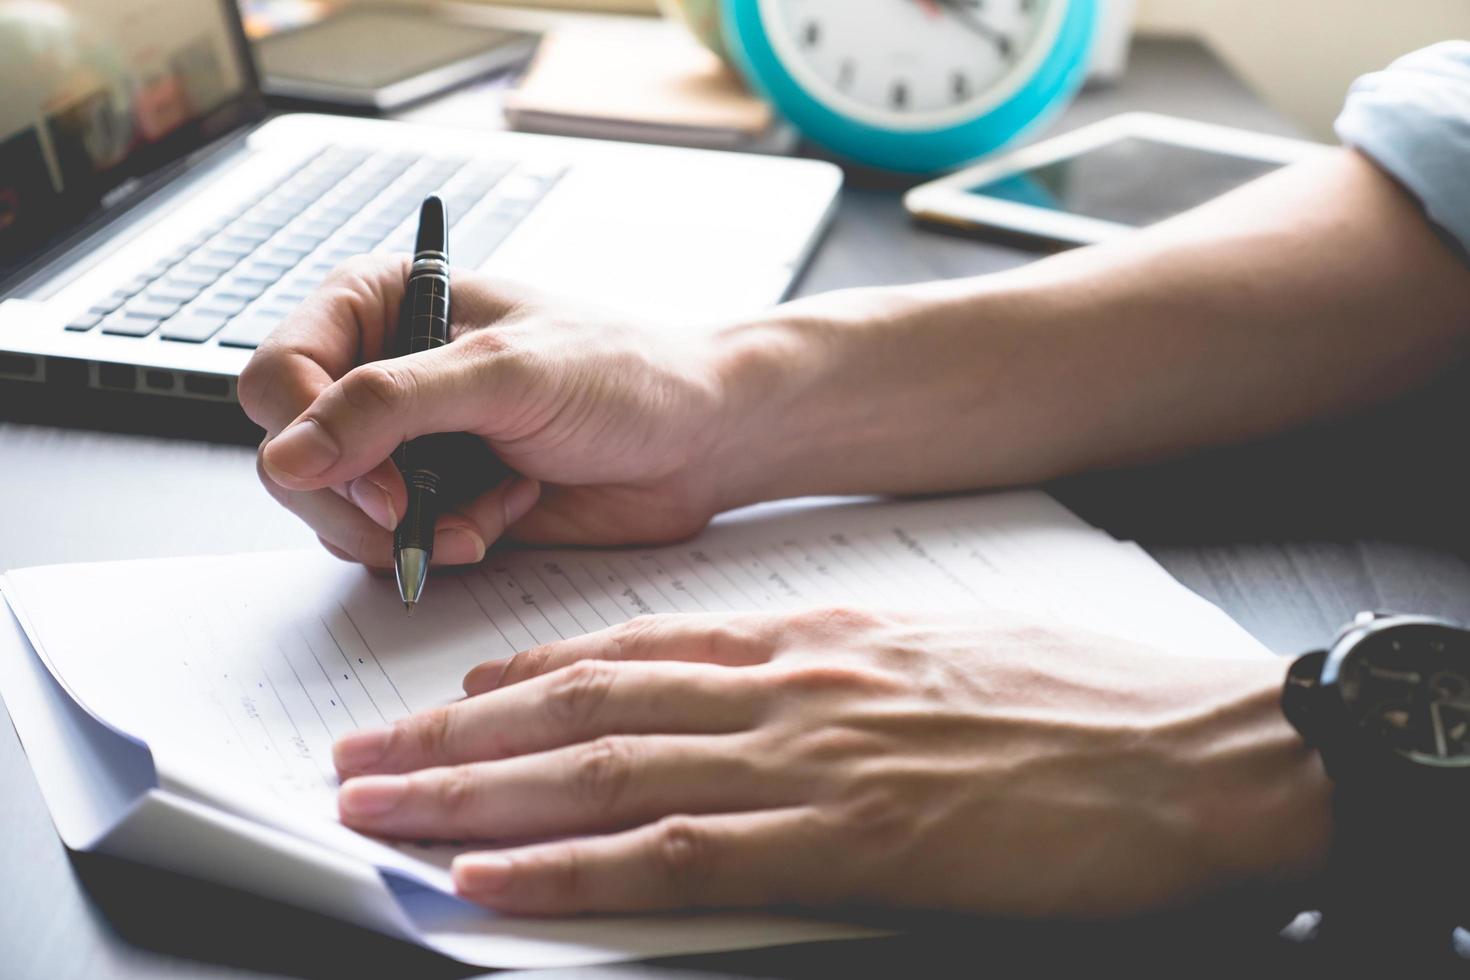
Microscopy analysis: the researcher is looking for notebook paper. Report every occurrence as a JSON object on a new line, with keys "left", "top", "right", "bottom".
{"left": 0, "top": 490, "right": 1270, "bottom": 967}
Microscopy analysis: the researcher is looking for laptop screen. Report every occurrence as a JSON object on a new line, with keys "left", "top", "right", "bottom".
{"left": 0, "top": 0, "right": 262, "bottom": 285}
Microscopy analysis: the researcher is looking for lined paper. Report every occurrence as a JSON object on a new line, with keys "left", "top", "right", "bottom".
{"left": 3, "top": 491, "right": 1268, "bottom": 890}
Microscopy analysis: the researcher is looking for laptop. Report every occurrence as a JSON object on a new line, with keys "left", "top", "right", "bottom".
{"left": 0, "top": 0, "right": 841, "bottom": 435}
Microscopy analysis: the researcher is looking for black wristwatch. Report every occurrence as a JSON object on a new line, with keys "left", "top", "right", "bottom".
{"left": 1283, "top": 612, "right": 1470, "bottom": 962}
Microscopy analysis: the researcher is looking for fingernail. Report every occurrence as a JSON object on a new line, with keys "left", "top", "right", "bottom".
{"left": 334, "top": 726, "right": 392, "bottom": 774}
{"left": 339, "top": 775, "right": 408, "bottom": 818}
{"left": 503, "top": 478, "right": 540, "bottom": 525}
{"left": 453, "top": 853, "right": 514, "bottom": 895}
{"left": 264, "top": 419, "right": 340, "bottom": 481}
{"left": 435, "top": 527, "right": 486, "bottom": 565}
{"left": 348, "top": 477, "right": 398, "bottom": 532}
{"left": 462, "top": 659, "right": 509, "bottom": 694}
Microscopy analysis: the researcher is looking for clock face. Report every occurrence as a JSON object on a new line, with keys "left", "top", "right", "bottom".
{"left": 1337, "top": 624, "right": 1470, "bottom": 767}
{"left": 761, "top": 0, "right": 1062, "bottom": 131}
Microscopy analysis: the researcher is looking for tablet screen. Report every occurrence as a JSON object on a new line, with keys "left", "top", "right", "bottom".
{"left": 967, "top": 136, "right": 1283, "bottom": 227}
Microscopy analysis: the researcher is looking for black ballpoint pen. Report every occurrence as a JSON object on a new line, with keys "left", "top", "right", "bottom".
{"left": 393, "top": 196, "right": 452, "bottom": 614}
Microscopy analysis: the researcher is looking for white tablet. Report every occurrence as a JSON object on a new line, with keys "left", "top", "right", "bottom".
{"left": 904, "top": 112, "right": 1327, "bottom": 248}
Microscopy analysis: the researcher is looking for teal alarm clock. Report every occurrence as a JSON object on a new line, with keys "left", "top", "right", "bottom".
{"left": 720, "top": 0, "right": 1098, "bottom": 174}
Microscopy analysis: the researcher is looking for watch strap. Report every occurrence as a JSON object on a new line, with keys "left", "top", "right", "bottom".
{"left": 1282, "top": 649, "right": 1327, "bottom": 739}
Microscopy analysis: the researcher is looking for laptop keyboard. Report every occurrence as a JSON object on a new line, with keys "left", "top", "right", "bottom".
{"left": 64, "top": 146, "right": 563, "bottom": 350}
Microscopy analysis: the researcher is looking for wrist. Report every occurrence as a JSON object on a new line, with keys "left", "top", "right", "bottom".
{"left": 1182, "top": 658, "right": 1333, "bottom": 897}
{"left": 702, "top": 284, "right": 956, "bottom": 509}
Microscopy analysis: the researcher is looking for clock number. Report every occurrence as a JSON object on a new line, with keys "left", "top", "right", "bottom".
{"left": 952, "top": 71, "right": 971, "bottom": 102}
{"left": 890, "top": 80, "right": 910, "bottom": 110}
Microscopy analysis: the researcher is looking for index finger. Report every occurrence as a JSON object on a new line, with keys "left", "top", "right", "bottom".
{"left": 240, "top": 258, "right": 537, "bottom": 440}
{"left": 238, "top": 254, "right": 408, "bottom": 437}
{"left": 334, "top": 659, "right": 765, "bottom": 777}
{"left": 462, "top": 613, "right": 785, "bottom": 696}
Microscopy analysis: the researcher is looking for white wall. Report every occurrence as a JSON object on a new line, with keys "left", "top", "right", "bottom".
{"left": 1135, "top": 0, "right": 1470, "bottom": 139}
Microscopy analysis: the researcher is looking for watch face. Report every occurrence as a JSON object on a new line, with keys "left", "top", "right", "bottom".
{"left": 1334, "top": 623, "right": 1470, "bottom": 767}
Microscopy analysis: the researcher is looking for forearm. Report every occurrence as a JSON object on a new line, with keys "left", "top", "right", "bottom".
{"left": 710, "top": 149, "right": 1470, "bottom": 506}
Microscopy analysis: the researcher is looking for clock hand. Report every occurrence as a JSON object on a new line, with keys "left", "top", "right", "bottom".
{"left": 929, "top": 0, "right": 1014, "bottom": 58}
{"left": 1432, "top": 701, "right": 1449, "bottom": 757}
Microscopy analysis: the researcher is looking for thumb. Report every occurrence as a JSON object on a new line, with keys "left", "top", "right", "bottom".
{"left": 260, "top": 340, "right": 493, "bottom": 491}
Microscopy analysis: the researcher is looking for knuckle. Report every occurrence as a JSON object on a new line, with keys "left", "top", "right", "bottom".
{"left": 614, "top": 614, "right": 665, "bottom": 649}
{"left": 461, "top": 325, "right": 513, "bottom": 357}
{"left": 237, "top": 344, "right": 301, "bottom": 429}
{"left": 427, "top": 765, "right": 478, "bottom": 820}
{"left": 697, "top": 621, "right": 761, "bottom": 663}
{"left": 791, "top": 606, "right": 883, "bottom": 637}
{"left": 612, "top": 613, "right": 695, "bottom": 660}
{"left": 650, "top": 816, "right": 711, "bottom": 900}
{"left": 569, "top": 735, "right": 635, "bottom": 818}
{"left": 543, "top": 659, "right": 617, "bottom": 731}
{"left": 236, "top": 357, "right": 268, "bottom": 416}
{"left": 340, "top": 362, "right": 409, "bottom": 416}
{"left": 541, "top": 845, "right": 586, "bottom": 908}
{"left": 405, "top": 705, "right": 457, "bottom": 760}
{"left": 505, "top": 645, "right": 553, "bottom": 684}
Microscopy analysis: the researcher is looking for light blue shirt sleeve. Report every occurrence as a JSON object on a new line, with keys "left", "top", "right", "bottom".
{"left": 1334, "top": 41, "right": 1470, "bottom": 263}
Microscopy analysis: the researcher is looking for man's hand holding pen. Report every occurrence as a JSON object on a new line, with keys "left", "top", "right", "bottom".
{"left": 238, "top": 253, "right": 736, "bottom": 569}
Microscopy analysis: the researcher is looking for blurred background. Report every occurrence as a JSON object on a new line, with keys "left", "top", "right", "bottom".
{"left": 1133, "top": 0, "right": 1469, "bottom": 140}
{"left": 239, "top": 0, "right": 1467, "bottom": 140}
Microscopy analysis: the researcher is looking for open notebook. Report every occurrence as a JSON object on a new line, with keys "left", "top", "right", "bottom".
{"left": 0, "top": 491, "right": 1269, "bottom": 969}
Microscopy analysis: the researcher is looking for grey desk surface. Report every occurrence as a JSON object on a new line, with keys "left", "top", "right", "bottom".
{"left": 5, "top": 36, "right": 1468, "bottom": 979}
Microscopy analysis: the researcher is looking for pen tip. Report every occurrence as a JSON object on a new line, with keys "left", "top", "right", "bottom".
{"left": 405, "top": 601, "right": 416, "bottom": 618}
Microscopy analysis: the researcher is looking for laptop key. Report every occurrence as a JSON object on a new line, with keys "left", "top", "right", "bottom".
{"left": 65, "top": 312, "right": 103, "bottom": 332}
{"left": 118, "top": 275, "right": 154, "bottom": 297}
{"left": 224, "top": 266, "right": 276, "bottom": 285}
{"left": 195, "top": 294, "right": 251, "bottom": 317}
{"left": 216, "top": 313, "right": 283, "bottom": 349}
{"left": 191, "top": 252, "right": 238, "bottom": 274}
{"left": 159, "top": 313, "right": 229, "bottom": 344}
{"left": 235, "top": 218, "right": 287, "bottom": 238}
{"left": 217, "top": 277, "right": 269, "bottom": 300}
{"left": 89, "top": 290, "right": 131, "bottom": 315}
{"left": 217, "top": 231, "right": 270, "bottom": 250}
{"left": 169, "top": 265, "right": 223, "bottom": 288}
{"left": 277, "top": 231, "right": 327, "bottom": 251}
{"left": 206, "top": 239, "right": 255, "bottom": 261}
{"left": 124, "top": 297, "right": 184, "bottom": 320}
{"left": 240, "top": 216, "right": 292, "bottom": 237}
{"left": 252, "top": 302, "right": 302, "bottom": 322}
{"left": 255, "top": 245, "right": 310, "bottom": 266}
{"left": 239, "top": 259, "right": 292, "bottom": 280}
{"left": 100, "top": 311, "right": 162, "bottom": 337}
{"left": 146, "top": 282, "right": 202, "bottom": 304}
